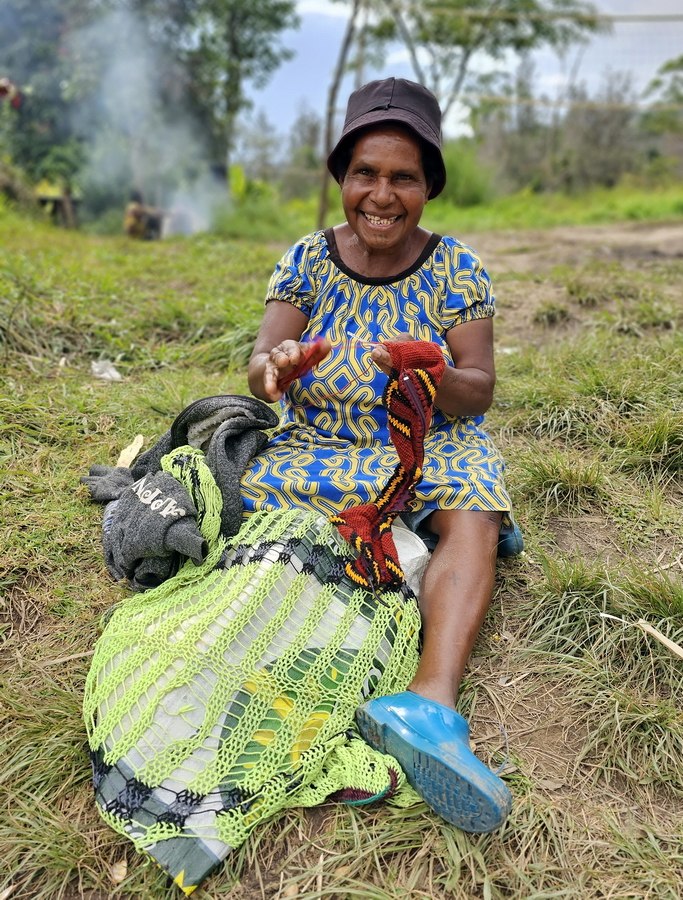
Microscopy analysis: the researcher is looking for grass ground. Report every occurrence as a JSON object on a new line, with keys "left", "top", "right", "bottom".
{"left": 1, "top": 202, "right": 682, "bottom": 899}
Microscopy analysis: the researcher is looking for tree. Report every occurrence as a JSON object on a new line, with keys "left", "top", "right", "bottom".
{"left": 644, "top": 55, "right": 683, "bottom": 136}
{"left": 640, "top": 55, "right": 683, "bottom": 181}
{"left": 0, "top": 0, "right": 300, "bottom": 215}
{"left": 181, "top": 0, "right": 299, "bottom": 172}
{"left": 234, "top": 110, "right": 282, "bottom": 183}
{"left": 475, "top": 62, "right": 646, "bottom": 194}
{"left": 0, "top": 0, "right": 99, "bottom": 182}
{"left": 281, "top": 103, "right": 323, "bottom": 199}
{"left": 475, "top": 58, "right": 551, "bottom": 193}
{"left": 557, "top": 71, "right": 639, "bottom": 191}
{"left": 381, "top": 0, "right": 607, "bottom": 120}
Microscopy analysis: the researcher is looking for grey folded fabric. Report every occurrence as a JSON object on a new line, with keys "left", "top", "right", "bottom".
{"left": 102, "top": 473, "right": 207, "bottom": 591}
{"left": 132, "top": 394, "right": 278, "bottom": 538}
{"left": 132, "top": 395, "right": 278, "bottom": 480}
{"left": 204, "top": 414, "right": 275, "bottom": 537}
{"left": 81, "top": 465, "right": 135, "bottom": 501}
{"left": 84, "top": 395, "right": 279, "bottom": 591}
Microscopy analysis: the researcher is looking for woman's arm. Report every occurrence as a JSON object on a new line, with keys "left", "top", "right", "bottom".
{"left": 434, "top": 317, "right": 496, "bottom": 417}
{"left": 369, "top": 317, "right": 496, "bottom": 418}
{"left": 247, "top": 301, "right": 313, "bottom": 403}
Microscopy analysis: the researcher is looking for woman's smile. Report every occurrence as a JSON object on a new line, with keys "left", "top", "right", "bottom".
{"left": 361, "top": 211, "right": 401, "bottom": 228}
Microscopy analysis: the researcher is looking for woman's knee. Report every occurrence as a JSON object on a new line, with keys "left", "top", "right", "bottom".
{"left": 430, "top": 508, "right": 502, "bottom": 544}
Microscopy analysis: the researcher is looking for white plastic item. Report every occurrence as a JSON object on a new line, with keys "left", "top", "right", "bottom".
{"left": 392, "top": 518, "right": 431, "bottom": 597}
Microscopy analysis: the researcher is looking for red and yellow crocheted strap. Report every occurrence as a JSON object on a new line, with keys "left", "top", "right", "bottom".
{"left": 330, "top": 341, "right": 446, "bottom": 591}
{"left": 384, "top": 344, "right": 444, "bottom": 442}
{"left": 329, "top": 507, "right": 404, "bottom": 590}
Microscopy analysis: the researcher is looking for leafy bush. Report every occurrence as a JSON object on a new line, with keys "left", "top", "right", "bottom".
{"left": 440, "top": 137, "right": 494, "bottom": 207}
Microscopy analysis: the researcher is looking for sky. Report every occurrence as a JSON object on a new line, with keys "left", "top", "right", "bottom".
{"left": 246, "top": 0, "right": 683, "bottom": 141}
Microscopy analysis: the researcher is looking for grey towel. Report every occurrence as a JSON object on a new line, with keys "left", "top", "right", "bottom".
{"left": 102, "top": 473, "right": 207, "bottom": 591}
{"left": 83, "top": 395, "right": 278, "bottom": 590}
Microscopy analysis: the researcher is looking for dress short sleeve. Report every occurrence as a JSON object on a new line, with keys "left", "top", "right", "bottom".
{"left": 439, "top": 237, "right": 495, "bottom": 331}
{"left": 265, "top": 231, "right": 324, "bottom": 316}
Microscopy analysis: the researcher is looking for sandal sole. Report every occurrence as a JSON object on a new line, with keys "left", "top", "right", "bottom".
{"left": 356, "top": 703, "right": 511, "bottom": 833}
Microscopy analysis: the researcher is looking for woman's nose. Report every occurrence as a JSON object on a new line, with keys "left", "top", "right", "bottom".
{"left": 370, "top": 176, "right": 394, "bottom": 204}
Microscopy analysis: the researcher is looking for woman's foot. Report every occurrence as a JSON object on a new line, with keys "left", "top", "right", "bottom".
{"left": 355, "top": 691, "right": 511, "bottom": 833}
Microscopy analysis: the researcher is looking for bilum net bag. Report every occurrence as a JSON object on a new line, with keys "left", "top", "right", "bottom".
{"left": 84, "top": 447, "right": 422, "bottom": 894}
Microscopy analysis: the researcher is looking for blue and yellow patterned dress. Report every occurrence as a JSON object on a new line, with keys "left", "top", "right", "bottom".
{"left": 241, "top": 228, "right": 511, "bottom": 522}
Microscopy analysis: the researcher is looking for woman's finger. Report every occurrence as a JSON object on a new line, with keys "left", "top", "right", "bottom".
{"left": 370, "top": 345, "right": 392, "bottom": 366}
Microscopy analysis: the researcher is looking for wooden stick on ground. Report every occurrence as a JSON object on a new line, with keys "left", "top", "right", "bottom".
{"left": 600, "top": 613, "right": 683, "bottom": 661}
{"left": 635, "top": 619, "right": 683, "bottom": 661}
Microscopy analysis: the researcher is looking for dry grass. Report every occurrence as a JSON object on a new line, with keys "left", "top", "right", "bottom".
{"left": 1, "top": 208, "right": 682, "bottom": 899}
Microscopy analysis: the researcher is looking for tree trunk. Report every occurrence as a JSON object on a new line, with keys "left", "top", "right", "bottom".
{"left": 316, "top": 0, "right": 361, "bottom": 230}
{"left": 383, "top": 0, "right": 426, "bottom": 86}
{"left": 224, "top": 13, "right": 242, "bottom": 185}
{"left": 354, "top": 2, "right": 368, "bottom": 89}
{"left": 60, "top": 188, "right": 77, "bottom": 228}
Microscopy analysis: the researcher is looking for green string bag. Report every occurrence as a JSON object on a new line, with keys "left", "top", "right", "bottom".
{"left": 84, "top": 446, "right": 421, "bottom": 894}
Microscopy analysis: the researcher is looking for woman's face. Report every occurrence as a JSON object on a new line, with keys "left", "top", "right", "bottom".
{"left": 340, "top": 126, "right": 430, "bottom": 255}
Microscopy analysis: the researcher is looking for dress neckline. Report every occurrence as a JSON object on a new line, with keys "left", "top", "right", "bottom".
{"left": 324, "top": 227, "right": 442, "bottom": 285}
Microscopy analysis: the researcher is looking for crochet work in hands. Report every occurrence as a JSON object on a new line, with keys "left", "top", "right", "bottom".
{"left": 331, "top": 340, "right": 445, "bottom": 589}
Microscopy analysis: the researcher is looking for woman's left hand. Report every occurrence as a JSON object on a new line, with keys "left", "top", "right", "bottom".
{"left": 371, "top": 333, "right": 415, "bottom": 376}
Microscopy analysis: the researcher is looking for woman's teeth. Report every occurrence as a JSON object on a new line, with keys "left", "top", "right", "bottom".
{"left": 364, "top": 213, "right": 399, "bottom": 226}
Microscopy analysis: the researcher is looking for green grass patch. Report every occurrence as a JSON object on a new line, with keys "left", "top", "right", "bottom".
{"left": 423, "top": 183, "right": 683, "bottom": 234}
{"left": 2, "top": 203, "right": 682, "bottom": 898}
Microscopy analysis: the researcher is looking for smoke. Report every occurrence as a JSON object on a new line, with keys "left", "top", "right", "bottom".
{"left": 68, "top": 8, "right": 226, "bottom": 234}
{"left": 0, "top": 7, "right": 20, "bottom": 54}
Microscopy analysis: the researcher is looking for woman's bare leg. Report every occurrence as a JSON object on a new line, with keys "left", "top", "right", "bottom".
{"left": 407, "top": 509, "right": 502, "bottom": 709}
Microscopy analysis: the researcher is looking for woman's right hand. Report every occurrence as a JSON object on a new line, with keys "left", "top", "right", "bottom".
{"left": 262, "top": 340, "right": 307, "bottom": 401}
{"left": 371, "top": 332, "right": 416, "bottom": 376}
{"left": 247, "top": 301, "right": 314, "bottom": 403}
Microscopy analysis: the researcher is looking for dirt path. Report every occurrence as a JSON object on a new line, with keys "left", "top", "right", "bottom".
{"left": 447, "top": 220, "right": 683, "bottom": 354}
{"left": 465, "top": 219, "right": 683, "bottom": 274}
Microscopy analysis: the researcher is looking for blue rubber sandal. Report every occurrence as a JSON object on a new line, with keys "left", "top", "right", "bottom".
{"left": 498, "top": 521, "right": 524, "bottom": 558}
{"left": 355, "top": 692, "right": 512, "bottom": 833}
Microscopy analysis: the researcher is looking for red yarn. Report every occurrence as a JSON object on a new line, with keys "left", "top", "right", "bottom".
{"left": 276, "top": 338, "right": 330, "bottom": 391}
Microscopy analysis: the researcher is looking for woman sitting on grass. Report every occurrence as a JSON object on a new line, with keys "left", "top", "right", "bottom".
{"left": 241, "top": 76, "right": 521, "bottom": 833}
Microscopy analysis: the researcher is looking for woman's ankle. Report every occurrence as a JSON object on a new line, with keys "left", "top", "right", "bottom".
{"left": 406, "top": 678, "right": 458, "bottom": 710}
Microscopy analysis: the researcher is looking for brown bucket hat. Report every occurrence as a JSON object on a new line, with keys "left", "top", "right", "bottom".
{"left": 326, "top": 77, "right": 447, "bottom": 199}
